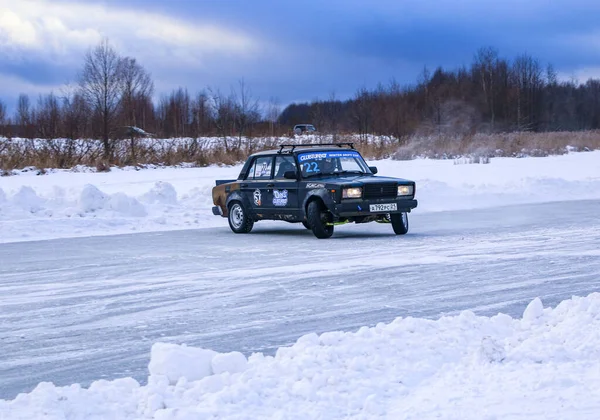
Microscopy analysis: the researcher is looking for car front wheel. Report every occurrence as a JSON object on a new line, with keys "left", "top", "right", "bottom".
{"left": 307, "top": 200, "right": 334, "bottom": 239}
{"left": 390, "top": 212, "right": 409, "bottom": 235}
{"left": 228, "top": 202, "right": 254, "bottom": 233}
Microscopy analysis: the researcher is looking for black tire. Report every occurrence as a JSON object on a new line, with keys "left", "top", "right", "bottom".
{"left": 301, "top": 220, "right": 311, "bottom": 230}
{"left": 228, "top": 202, "right": 254, "bottom": 233}
{"left": 390, "top": 212, "right": 409, "bottom": 235}
{"left": 307, "top": 200, "right": 334, "bottom": 239}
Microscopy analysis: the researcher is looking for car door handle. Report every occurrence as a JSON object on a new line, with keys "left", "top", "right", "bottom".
{"left": 266, "top": 183, "right": 274, "bottom": 188}
{"left": 241, "top": 183, "right": 248, "bottom": 187}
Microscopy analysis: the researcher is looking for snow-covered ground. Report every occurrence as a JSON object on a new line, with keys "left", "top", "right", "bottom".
{"left": 3, "top": 292, "right": 600, "bottom": 419}
{"left": 1, "top": 150, "right": 600, "bottom": 244}
{"left": 1, "top": 151, "right": 600, "bottom": 419}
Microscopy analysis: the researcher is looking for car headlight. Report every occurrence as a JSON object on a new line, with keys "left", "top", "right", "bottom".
{"left": 397, "top": 185, "right": 414, "bottom": 196}
{"left": 342, "top": 187, "right": 362, "bottom": 199}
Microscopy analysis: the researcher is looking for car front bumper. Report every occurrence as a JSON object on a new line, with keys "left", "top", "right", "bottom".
{"left": 333, "top": 198, "right": 418, "bottom": 217}
{"left": 212, "top": 206, "right": 223, "bottom": 216}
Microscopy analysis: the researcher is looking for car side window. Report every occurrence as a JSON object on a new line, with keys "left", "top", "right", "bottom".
{"left": 247, "top": 156, "right": 273, "bottom": 180}
{"left": 245, "top": 160, "right": 256, "bottom": 180}
{"left": 274, "top": 156, "right": 297, "bottom": 179}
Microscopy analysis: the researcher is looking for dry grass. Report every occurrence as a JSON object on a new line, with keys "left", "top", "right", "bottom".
{"left": 0, "top": 135, "right": 398, "bottom": 172}
{"left": 1, "top": 131, "right": 599, "bottom": 173}
{"left": 392, "top": 131, "right": 600, "bottom": 160}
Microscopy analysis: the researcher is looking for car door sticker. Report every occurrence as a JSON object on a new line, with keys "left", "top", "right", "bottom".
{"left": 273, "top": 190, "right": 288, "bottom": 206}
{"left": 253, "top": 189, "right": 262, "bottom": 206}
{"left": 259, "top": 162, "right": 269, "bottom": 176}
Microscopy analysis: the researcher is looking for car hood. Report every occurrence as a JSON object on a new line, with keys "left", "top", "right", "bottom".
{"left": 305, "top": 174, "right": 414, "bottom": 185}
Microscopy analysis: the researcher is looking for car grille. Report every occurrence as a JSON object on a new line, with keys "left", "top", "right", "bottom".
{"left": 363, "top": 183, "right": 397, "bottom": 199}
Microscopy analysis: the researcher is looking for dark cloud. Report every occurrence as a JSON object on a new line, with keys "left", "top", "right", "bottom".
{"left": 0, "top": 60, "right": 74, "bottom": 87}
{"left": 3, "top": 0, "right": 600, "bottom": 113}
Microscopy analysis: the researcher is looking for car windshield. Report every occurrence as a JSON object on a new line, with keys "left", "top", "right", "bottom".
{"left": 297, "top": 150, "right": 371, "bottom": 178}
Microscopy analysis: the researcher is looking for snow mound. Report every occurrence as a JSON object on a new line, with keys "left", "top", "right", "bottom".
{"left": 148, "top": 343, "right": 219, "bottom": 384}
{"left": 11, "top": 186, "right": 46, "bottom": 213}
{"left": 147, "top": 343, "right": 248, "bottom": 385}
{"left": 79, "top": 184, "right": 107, "bottom": 213}
{"left": 106, "top": 192, "right": 147, "bottom": 217}
{"left": 78, "top": 185, "right": 147, "bottom": 216}
{"left": 0, "top": 174, "right": 225, "bottom": 243}
{"left": 211, "top": 351, "right": 248, "bottom": 375}
{"left": 522, "top": 296, "right": 545, "bottom": 322}
{"left": 140, "top": 182, "right": 178, "bottom": 205}
{"left": 3, "top": 294, "right": 600, "bottom": 419}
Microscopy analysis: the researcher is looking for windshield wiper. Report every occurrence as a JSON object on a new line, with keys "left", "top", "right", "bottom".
{"left": 333, "top": 170, "right": 365, "bottom": 176}
{"left": 303, "top": 172, "right": 328, "bottom": 179}
{"left": 304, "top": 170, "right": 364, "bottom": 179}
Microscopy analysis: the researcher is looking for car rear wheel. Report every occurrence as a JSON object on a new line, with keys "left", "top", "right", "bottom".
{"left": 390, "top": 212, "right": 409, "bottom": 235}
{"left": 307, "top": 200, "right": 334, "bottom": 239}
{"left": 301, "top": 220, "right": 311, "bottom": 230}
{"left": 228, "top": 202, "right": 254, "bottom": 233}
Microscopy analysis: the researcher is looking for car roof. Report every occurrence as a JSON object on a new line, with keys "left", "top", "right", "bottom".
{"left": 249, "top": 146, "right": 358, "bottom": 157}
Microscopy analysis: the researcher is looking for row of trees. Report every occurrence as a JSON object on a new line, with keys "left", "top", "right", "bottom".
{"left": 0, "top": 39, "right": 283, "bottom": 159}
{"left": 2, "top": 43, "right": 600, "bottom": 155}
{"left": 280, "top": 47, "right": 600, "bottom": 139}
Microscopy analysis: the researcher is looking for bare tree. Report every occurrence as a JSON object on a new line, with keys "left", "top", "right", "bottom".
{"left": 0, "top": 100, "right": 6, "bottom": 136}
{"left": 511, "top": 54, "right": 544, "bottom": 131}
{"left": 35, "top": 93, "right": 61, "bottom": 139}
{"left": 191, "top": 91, "right": 212, "bottom": 137}
{"left": 325, "top": 90, "right": 342, "bottom": 138}
{"left": 120, "top": 57, "right": 154, "bottom": 162}
{"left": 16, "top": 94, "right": 32, "bottom": 138}
{"left": 60, "top": 84, "right": 91, "bottom": 140}
{"left": 474, "top": 46, "right": 499, "bottom": 131}
{"left": 543, "top": 64, "right": 558, "bottom": 130}
{"left": 120, "top": 57, "right": 154, "bottom": 128}
{"left": 232, "top": 79, "right": 260, "bottom": 147}
{"left": 266, "top": 96, "right": 281, "bottom": 137}
{"left": 351, "top": 87, "right": 372, "bottom": 139}
{"left": 162, "top": 87, "right": 191, "bottom": 137}
{"left": 79, "top": 38, "right": 124, "bottom": 159}
{"left": 208, "top": 87, "right": 236, "bottom": 150}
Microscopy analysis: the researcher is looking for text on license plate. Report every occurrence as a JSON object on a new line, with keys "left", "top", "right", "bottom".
{"left": 369, "top": 203, "right": 397, "bottom": 212}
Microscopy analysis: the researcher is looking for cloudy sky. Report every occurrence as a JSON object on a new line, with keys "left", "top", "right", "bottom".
{"left": 1, "top": 0, "right": 600, "bottom": 114}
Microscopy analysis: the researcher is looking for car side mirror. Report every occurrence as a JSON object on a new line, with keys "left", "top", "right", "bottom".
{"left": 369, "top": 166, "right": 378, "bottom": 174}
{"left": 283, "top": 170, "right": 298, "bottom": 180}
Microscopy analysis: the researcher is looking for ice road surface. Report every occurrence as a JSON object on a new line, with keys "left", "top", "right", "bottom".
{"left": 1, "top": 150, "right": 600, "bottom": 243}
{"left": 1, "top": 198, "right": 600, "bottom": 419}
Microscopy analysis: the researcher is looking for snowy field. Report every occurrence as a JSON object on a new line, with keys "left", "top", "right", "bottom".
{"left": 1, "top": 151, "right": 600, "bottom": 419}
{"left": 1, "top": 150, "right": 600, "bottom": 244}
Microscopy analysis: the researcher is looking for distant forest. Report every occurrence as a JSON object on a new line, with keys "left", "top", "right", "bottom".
{"left": 281, "top": 47, "right": 600, "bottom": 138}
{"left": 1, "top": 42, "right": 600, "bottom": 146}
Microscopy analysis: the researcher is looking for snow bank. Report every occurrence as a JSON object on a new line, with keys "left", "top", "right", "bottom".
{"left": 146, "top": 343, "right": 246, "bottom": 385}
{"left": 2, "top": 293, "right": 600, "bottom": 419}
{"left": 140, "top": 181, "right": 178, "bottom": 205}
{"left": 1, "top": 151, "right": 600, "bottom": 243}
{"left": 147, "top": 343, "right": 218, "bottom": 384}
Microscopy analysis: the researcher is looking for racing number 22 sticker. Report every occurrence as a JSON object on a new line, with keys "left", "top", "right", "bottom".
{"left": 303, "top": 162, "right": 319, "bottom": 173}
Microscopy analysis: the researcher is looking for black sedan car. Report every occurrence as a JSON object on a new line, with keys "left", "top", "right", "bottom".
{"left": 212, "top": 143, "right": 418, "bottom": 238}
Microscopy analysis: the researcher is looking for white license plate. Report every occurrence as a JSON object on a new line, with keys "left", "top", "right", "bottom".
{"left": 369, "top": 203, "right": 397, "bottom": 212}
